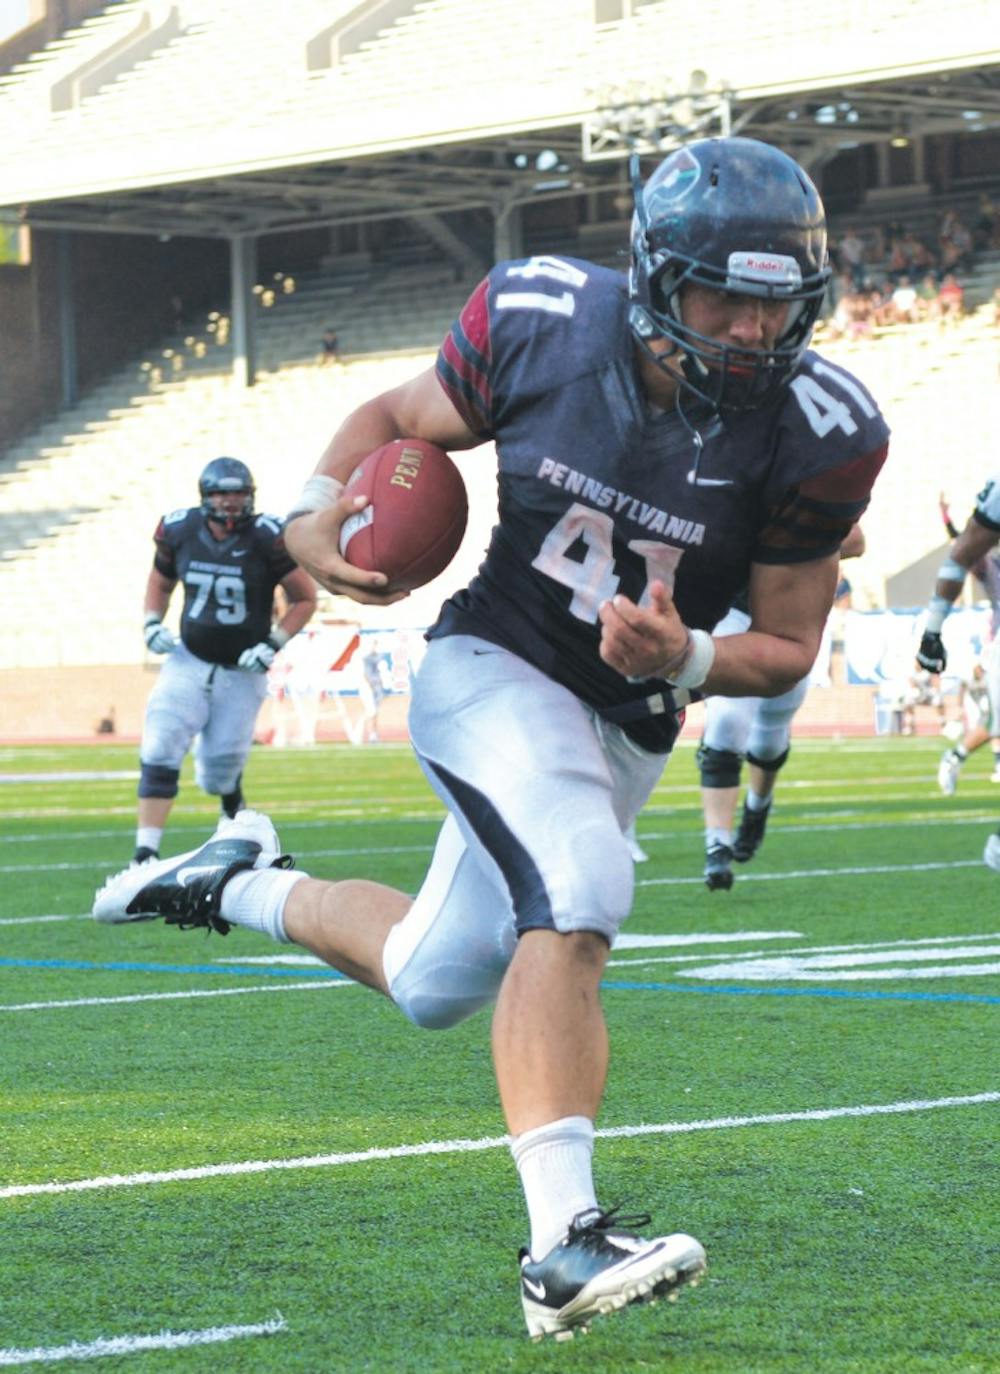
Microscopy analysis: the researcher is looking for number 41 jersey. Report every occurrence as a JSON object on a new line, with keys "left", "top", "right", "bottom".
{"left": 431, "top": 255, "right": 889, "bottom": 751}
{"left": 152, "top": 508, "right": 295, "bottom": 666}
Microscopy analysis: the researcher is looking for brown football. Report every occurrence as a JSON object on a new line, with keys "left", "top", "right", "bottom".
{"left": 338, "top": 438, "right": 469, "bottom": 591}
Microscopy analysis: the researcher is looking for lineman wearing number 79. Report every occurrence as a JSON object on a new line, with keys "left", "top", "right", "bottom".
{"left": 95, "top": 139, "right": 890, "bottom": 1337}
{"left": 132, "top": 457, "right": 316, "bottom": 865}
{"left": 917, "top": 473, "right": 1000, "bottom": 870}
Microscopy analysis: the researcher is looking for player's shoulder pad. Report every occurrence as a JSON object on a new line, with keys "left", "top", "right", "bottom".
{"left": 487, "top": 255, "right": 629, "bottom": 389}
{"left": 253, "top": 512, "right": 285, "bottom": 537}
{"left": 776, "top": 349, "right": 890, "bottom": 467}
{"left": 162, "top": 507, "right": 190, "bottom": 526}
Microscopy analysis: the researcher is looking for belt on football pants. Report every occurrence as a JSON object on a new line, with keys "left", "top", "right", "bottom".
{"left": 598, "top": 684, "right": 698, "bottom": 726}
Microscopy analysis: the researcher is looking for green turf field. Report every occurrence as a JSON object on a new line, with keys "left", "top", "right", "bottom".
{"left": 1, "top": 736, "right": 997, "bottom": 1372}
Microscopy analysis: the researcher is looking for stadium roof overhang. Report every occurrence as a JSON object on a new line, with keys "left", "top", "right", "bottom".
{"left": 4, "top": 66, "right": 1000, "bottom": 240}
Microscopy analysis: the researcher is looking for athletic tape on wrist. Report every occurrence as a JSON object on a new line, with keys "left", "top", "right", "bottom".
{"left": 924, "top": 594, "right": 952, "bottom": 634}
{"left": 143, "top": 613, "right": 162, "bottom": 628}
{"left": 269, "top": 626, "right": 290, "bottom": 649}
{"left": 666, "top": 627, "right": 716, "bottom": 689}
{"left": 287, "top": 474, "right": 345, "bottom": 521}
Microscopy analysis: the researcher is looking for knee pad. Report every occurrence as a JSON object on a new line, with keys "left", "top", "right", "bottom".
{"left": 696, "top": 743, "right": 743, "bottom": 788}
{"left": 137, "top": 762, "right": 180, "bottom": 799}
{"left": 384, "top": 907, "right": 515, "bottom": 1031}
{"left": 746, "top": 744, "right": 790, "bottom": 774}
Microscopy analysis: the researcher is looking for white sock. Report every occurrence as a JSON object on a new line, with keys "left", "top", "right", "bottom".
{"left": 705, "top": 826, "right": 732, "bottom": 850}
{"left": 136, "top": 826, "right": 163, "bottom": 853}
{"left": 745, "top": 789, "right": 771, "bottom": 813}
{"left": 219, "top": 867, "right": 306, "bottom": 943}
{"left": 511, "top": 1115, "right": 597, "bottom": 1260}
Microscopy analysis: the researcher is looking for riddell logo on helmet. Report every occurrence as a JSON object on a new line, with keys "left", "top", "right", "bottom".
{"left": 728, "top": 251, "right": 802, "bottom": 287}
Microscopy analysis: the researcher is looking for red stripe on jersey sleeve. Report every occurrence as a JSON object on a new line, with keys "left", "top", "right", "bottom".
{"left": 799, "top": 443, "right": 889, "bottom": 503}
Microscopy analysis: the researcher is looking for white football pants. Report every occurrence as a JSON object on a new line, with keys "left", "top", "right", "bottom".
{"left": 382, "top": 635, "right": 669, "bottom": 1029}
{"left": 140, "top": 642, "right": 268, "bottom": 795}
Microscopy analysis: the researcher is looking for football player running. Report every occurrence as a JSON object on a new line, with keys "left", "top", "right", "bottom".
{"left": 698, "top": 523, "right": 866, "bottom": 890}
{"left": 95, "top": 140, "right": 890, "bottom": 1337}
{"left": 131, "top": 457, "right": 316, "bottom": 864}
{"left": 917, "top": 474, "right": 1000, "bottom": 868}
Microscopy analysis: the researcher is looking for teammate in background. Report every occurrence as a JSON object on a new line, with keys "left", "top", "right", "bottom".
{"left": 917, "top": 475, "right": 1000, "bottom": 868}
{"left": 358, "top": 640, "right": 389, "bottom": 743}
{"left": 133, "top": 458, "right": 316, "bottom": 863}
{"left": 95, "top": 139, "right": 889, "bottom": 1337}
{"left": 700, "top": 523, "right": 866, "bottom": 890}
{"left": 933, "top": 491, "right": 1000, "bottom": 794}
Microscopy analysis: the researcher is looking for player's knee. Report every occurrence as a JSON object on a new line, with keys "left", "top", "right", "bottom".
{"left": 746, "top": 744, "right": 790, "bottom": 773}
{"left": 697, "top": 743, "right": 743, "bottom": 788}
{"left": 196, "top": 755, "right": 242, "bottom": 796}
{"left": 385, "top": 944, "right": 503, "bottom": 1030}
{"left": 137, "top": 762, "right": 180, "bottom": 799}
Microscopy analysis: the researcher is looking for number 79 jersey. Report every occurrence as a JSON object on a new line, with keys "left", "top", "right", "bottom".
{"left": 432, "top": 256, "right": 889, "bottom": 750}
{"left": 152, "top": 508, "right": 295, "bottom": 666}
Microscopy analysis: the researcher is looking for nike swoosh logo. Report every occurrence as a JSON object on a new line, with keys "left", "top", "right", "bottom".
{"left": 176, "top": 865, "right": 220, "bottom": 887}
{"left": 232, "top": 550, "right": 248, "bottom": 558}
{"left": 522, "top": 1276, "right": 546, "bottom": 1301}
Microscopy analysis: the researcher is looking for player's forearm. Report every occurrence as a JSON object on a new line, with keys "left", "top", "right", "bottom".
{"left": 143, "top": 570, "right": 175, "bottom": 618}
{"left": 276, "top": 594, "right": 316, "bottom": 641}
{"left": 702, "top": 629, "right": 818, "bottom": 698}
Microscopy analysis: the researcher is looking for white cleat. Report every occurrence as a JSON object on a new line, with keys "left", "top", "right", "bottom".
{"left": 93, "top": 810, "right": 285, "bottom": 930}
{"left": 984, "top": 831, "right": 1000, "bottom": 873}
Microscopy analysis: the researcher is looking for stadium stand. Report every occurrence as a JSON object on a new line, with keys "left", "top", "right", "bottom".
{"left": 0, "top": 0, "right": 998, "bottom": 736}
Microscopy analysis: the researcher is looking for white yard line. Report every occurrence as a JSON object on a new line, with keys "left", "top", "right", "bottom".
{"left": 2, "top": 1093, "right": 995, "bottom": 1201}
{"left": 0, "top": 1316, "right": 286, "bottom": 1367}
{"left": 0, "top": 981, "right": 354, "bottom": 1012}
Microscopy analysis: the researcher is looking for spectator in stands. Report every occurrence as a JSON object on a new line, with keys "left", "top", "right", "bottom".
{"left": 916, "top": 272, "right": 942, "bottom": 321}
{"left": 318, "top": 326, "right": 340, "bottom": 367}
{"left": 939, "top": 210, "right": 973, "bottom": 275}
{"left": 889, "top": 274, "right": 920, "bottom": 325}
{"left": 130, "top": 457, "right": 316, "bottom": 865}
{"left": 974, "top": 192, "right": 999, "bottom": 252}
{"left": 835, "top": 225, "right": 867, "bottom": 287}
{"left": 937, "top": 273, "right": 965, "bottom": 323}
{"left": 94, "top": 137, "right": 891, "bottom": 1339}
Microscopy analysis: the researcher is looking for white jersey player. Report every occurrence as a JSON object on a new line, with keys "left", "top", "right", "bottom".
{"left": 918, "top": 473, "right": 1000, "bottom": 867}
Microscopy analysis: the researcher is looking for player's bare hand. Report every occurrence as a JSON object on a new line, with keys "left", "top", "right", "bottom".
{"left": 598, "top": 580, "right": 689, "bottom": 679}
{"left": 284, "top": 500, "right": 410, "bottom": 606}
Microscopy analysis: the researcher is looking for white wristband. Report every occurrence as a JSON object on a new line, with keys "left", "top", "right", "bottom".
{"left": 287, "top": 474, "right": 345, "bottom": 521}
{"left": 665, "top": 628, "right": 716, "bottom": 689}
{"left": 924, "top": 594, "right": 952, "bottom": 634}
{"left": 269, "top": 626, "right": 290, "bottom": 648}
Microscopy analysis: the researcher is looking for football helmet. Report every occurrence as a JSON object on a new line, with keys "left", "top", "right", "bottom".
{"left": 629, "top": 137, "right": 830, "bottom": 415}
{"left": 198, "top": 456, "right": 255, "bottom": 531}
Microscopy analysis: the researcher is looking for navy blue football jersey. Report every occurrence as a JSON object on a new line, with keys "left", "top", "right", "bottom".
{"left": 431, "top": 256, "right": 889, "bottom": 750}
{"left": 152, "top": 508, "right": 296, "bottom": 666}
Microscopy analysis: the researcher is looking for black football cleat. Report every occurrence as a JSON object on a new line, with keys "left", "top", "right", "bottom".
{"left": 94, "top": 811, "right": 290, "bottom": 935}
{"left": 733, "top": 800, "right": 771, "bottom": 863}
{"left": 519, "top": 1207, "right": 705, "bottom": 1340}
{"left": 703, "top": 842, "right": 734, "bottom": 891}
